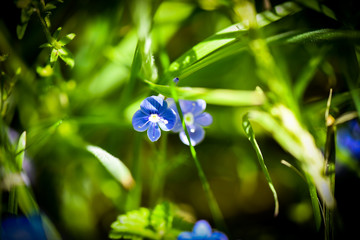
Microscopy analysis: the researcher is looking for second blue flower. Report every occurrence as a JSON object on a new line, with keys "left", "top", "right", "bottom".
{"left": 167, "top": 98, "right": 213, "bottom": 146}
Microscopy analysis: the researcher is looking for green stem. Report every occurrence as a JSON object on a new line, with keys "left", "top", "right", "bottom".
{"left": 149, "top": 133, "right": 167, "bottom": 206}
{"left": 125, "top": 134, "right": 143, "bottom": 211}
{"left": 35, "top": 9, "right": 57, "bottom": 47}
{"left": 169, "top": 81, "right": 226, "bottom": 232}
{"left": 323, "top": 125, "right": 336, "bottom": 240}
{"left": 8, "top": 188, "right": 18, "bottom": 214}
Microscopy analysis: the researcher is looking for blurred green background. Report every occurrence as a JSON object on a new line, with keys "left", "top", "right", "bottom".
{"left": 1, "top": 0, "right": 360, "bottom": 239}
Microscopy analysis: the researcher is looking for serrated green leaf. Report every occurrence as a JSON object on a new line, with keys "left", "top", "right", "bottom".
{"left": 242, "top": 114, "right": 279, "bottom": 216}
{"left": 58, "top": 47, "right": 74, "bottom": 68}
{"left": 86, "top": 145, "right": 135, "bottom": 190}
{"left": 151, "top": 202, "right": 172, "bottom": 233}
{"left": 16, "top": 24, "right": 28, "bottom": 40}
{"left": 58, "top": 33, "right": 76, "bottom": 46}
{"left": 110, "top": 208, "right": 159, "bottom": 240}
{"left": 145, "top": 80, "right": 265, "bottom": 106}
{"left": 50, "top": 48, "right": 59, "bottom": 63}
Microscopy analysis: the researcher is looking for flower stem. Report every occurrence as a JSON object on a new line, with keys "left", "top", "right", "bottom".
{"left": 169, "top": 80, "right": 227, "bottom": 232}
{"left": 35, "top": 8, "right": 57, "bottom": 47}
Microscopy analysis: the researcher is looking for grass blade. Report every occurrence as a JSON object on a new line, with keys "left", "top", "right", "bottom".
{"left": 86, "top": 145, "right": 135, "bottom": 190}
{"left": 145, "top": 80, "right": 265, "bottom": 106}
{"left": 242, "top": 114, "right": 279, "bottom": 216}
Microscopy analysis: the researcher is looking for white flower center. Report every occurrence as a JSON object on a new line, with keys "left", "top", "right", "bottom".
{"left": 149, "top": 114, "right": 161, "bottom": 123}
{"left": 184, "top": 112, "right": 194, "bottom": 126}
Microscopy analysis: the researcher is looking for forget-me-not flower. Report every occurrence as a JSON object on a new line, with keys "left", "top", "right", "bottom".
{"left": 178, "top": 219, "right": 228, "bottom": 240}
{"left": 132, "top": 96, "right": 177, "bottom": 142}
{"left": 337, "top": 118, "right": 360, "bottom": 160}
{"left": 167, "top": 98, "right": 213, "bottom": 146}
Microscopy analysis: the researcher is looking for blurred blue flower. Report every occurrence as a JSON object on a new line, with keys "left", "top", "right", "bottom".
{"left": 178, "top": 220, "right": 228, "bottom": 240}
{"left": 337, "top": 118, "right": 360, "bottom": 160}
{"left": 1, "top": 214, "right": 47, "bottom": 240}
{"left": 167, "top": 99, "right": 212, "bottom": 146}
{"left": 132, "top": 96, "right": 177, "bottom": 142}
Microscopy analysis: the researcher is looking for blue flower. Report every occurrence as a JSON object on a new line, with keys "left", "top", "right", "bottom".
{"left": 178, "top": 220, "right": 228, "bottom": 240}
{"left": 167, "top": 99, "right": 212, "bottom": 146}
{"left": 132, "top": 96, "right": 177, "bottom": 142}
{"left": 337, "top": 119, "right": 360, "bottom": 160}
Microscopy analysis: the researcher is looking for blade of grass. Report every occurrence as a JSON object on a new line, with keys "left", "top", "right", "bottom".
{"left": 323, "top": 89, "right": 336, "bottom": 240}
{"left": 281, "top": 159, "right": 322, "bottom": 229}
{"left": 294, "top": 46, "right": 329, "bottom": 101}
{"left": 86, "top": 145, "right": 135, "bottom": 190}
{"left": 242, "top": 114, "right": 279, "bottom": 216}
{"left": 145, "top": 80, "right": 265, "bottom": 106}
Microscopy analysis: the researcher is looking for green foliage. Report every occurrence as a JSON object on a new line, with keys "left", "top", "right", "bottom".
{"left": 86, "top": 145, "right": 135, "bottom": 190}
{"left": 2, "top": 0, "right": 360, "bottom": 239}
{"left": 242, "top": 114, "right": 279, "bottom": 216}
{"left": 109, "top": 202, "right": 192, "bottom": 240}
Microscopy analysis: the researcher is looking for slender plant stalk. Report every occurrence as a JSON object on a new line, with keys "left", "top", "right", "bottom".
{"left": 169, "top": 80, "right": 226, "bottom": 232}
{"left": 324, "top": 90, "right": 335, "bottom": 240}
{"left": 125, "top": 134, "right": 143, "bottom": 211}
{"left": 149, "top": 133, "right": 167, "bottom": 206}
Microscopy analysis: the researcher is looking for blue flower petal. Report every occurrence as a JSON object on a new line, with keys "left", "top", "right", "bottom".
{"left": 195, "top": 112, "right": 213, "bottom": 126}
{"left": 193, "top": 220, "right": 212, "bottom": 237}
{"left": 211, "top": 232, "right": 229, "bottom": 240}
{"left": 132, "top": 110, "right": 150, "bottom": 132}
{"left": 179, "top": 125, "right": 205, "bottom": 146}
{"left": 180, "top": 99, "right": 206, "bottom": 116}
{"left": 177, "top": 232, "right": 193, "bottom": 240}
{"left": 140, "top": 96, "right": 165, "bottom": 114}
{"left": 158, "top": 108, "right": 177, "bottom": 131}
{"left": 147, "top": 122, "right": 161, "bottom": 142}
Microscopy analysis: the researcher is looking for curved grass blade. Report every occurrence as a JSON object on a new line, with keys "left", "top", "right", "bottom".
{"left": 281, "top": 160, "right": 322, "bottom": 230}
{"left": 285, "top": 29, "right": 360, "bottom": 44}
{"left": 242, "top": 114, "right": 279, "bottom": 216}
{"left": 86, "top": 145, "right": 135, "bottom": 190}
{"left": 145, "top": 80, "right": 265, "bottom": 106}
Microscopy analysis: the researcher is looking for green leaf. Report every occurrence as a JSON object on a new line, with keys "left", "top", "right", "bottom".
{"left": 36, "top": 65, "right": 54, "bottom": 77}
{"left": 86, "top": 145, "right": 135, "bottom": 190}
{"left": 53, "top": 27, "right": 62, "bottom": 39}
{"left": 58, "top": 47, "right": 75, "bottom": 68}
{"left": 15, "top": 131, "right": 26, "bottom": 171}
{"left": 59, "top": 33, "right": 76, "bottom": 47}
{"left": 294, "top": 46, "right": 329, "bottom": 101}
{"left": 160, "top": 1, "right": 302, "bottom": 83}
{"left": 151, "top": 202, "right": 172, "bottom": 233}
{"left": 145, "top": 80, "right": 265, "bottom": 106}
{"left": 242, "top": 114, "right": 279, "bottom": 216}
{"left": 44, "top": 3, "right": 57, "bottom": 11}
{"left": 39, "top": 43, "right": 52, "bottom": 48}
{"left": 50, "top": 48, "right": 59, "bottom": 64}
{"left": 109, "top": 202, "right": 188, "bottom": 240}
{"left": 285, "top": 29, "right": 360, "bottom": 44}
{"left": 16, "top": 24, "right": 28, "bottom": 40}
{"left": 247, "top": 107, "right": 335, "bottom": 207}
{"left": 109, "top": 208, "right": 159, "bottom": 240}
